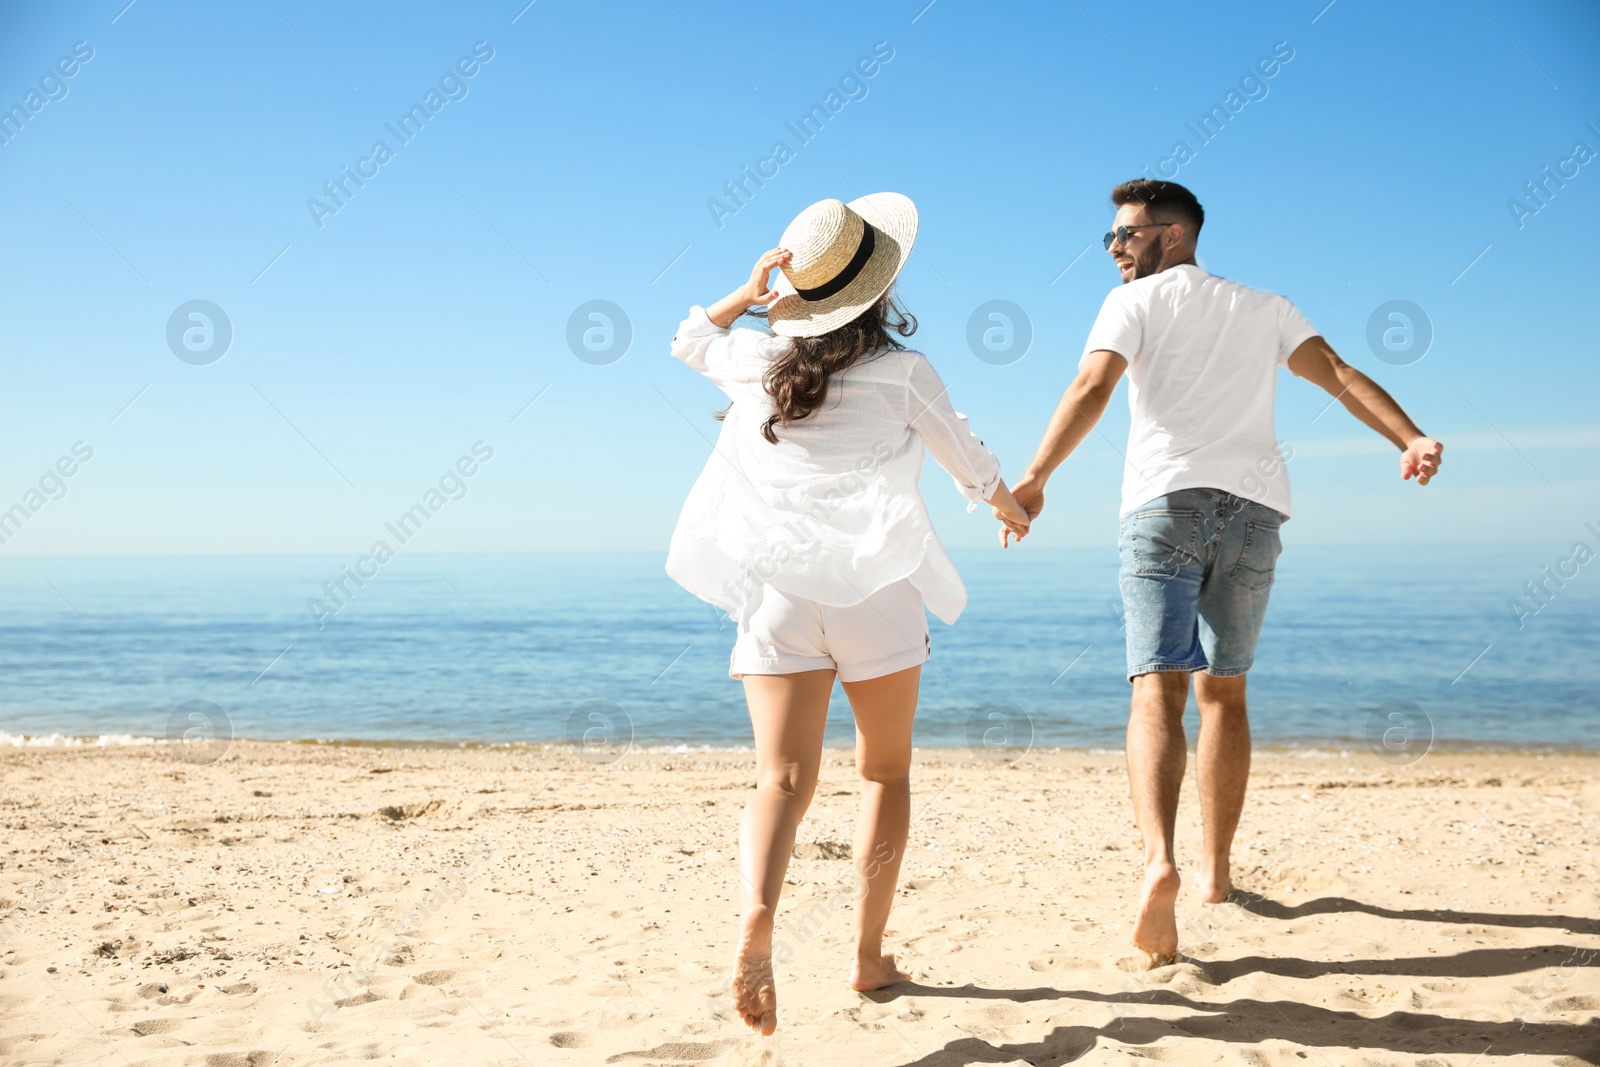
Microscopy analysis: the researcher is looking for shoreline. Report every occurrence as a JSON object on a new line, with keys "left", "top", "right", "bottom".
{"left": 4, "top": 729, "right": 1598, "bottom": 758}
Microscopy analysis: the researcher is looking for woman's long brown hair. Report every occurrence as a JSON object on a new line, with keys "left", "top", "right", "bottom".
{"left": 723, "top": 291, "right": 917, "bottom": 444}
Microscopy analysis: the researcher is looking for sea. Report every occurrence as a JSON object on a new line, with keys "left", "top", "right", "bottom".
{"left": 1, "top": 546, "right": 1594, "bottom": 755}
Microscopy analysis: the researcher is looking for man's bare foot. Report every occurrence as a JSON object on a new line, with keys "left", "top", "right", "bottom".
{"left": 1196, "top": 864, "right": 1232, "bottom": 905}
{"left": 850, "top": 951, "right": 909, "bottom": 991}
{"left": 1131, "top": 862, "right": 1181, "bottom": 967}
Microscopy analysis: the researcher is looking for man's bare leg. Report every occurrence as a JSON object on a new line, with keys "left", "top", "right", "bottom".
{"left": 1126, "top": 670, "right": 1191, "bottom": 966}
{"left": 1193, "top": 672, "right": 1251, "bottom": 903}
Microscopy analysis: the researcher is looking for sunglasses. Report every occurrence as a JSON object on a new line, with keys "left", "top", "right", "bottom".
{"left": 1102, "top": 222, "right": 1174, "bottom": 250}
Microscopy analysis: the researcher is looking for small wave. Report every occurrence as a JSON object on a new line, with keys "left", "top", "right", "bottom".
{"left": 1, "top": 732, "right": 161, "bottom": 749}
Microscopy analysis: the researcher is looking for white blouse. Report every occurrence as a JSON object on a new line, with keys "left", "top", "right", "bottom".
{"left": 665, "top": 306, "right": 1003, "bottom": 626}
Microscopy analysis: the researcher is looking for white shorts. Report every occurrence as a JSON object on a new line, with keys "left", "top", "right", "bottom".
{"left": 729, "top": 579, "right": 930, "bottom": 683}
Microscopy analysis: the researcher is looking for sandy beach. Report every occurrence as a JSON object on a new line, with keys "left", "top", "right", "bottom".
{"left": 2, "top": 740, "right": 1596, "bottom": 1066}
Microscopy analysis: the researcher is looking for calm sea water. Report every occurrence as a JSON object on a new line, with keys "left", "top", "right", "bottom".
{"left": 0, "top": 547, "right": 1594, "bottom": 751}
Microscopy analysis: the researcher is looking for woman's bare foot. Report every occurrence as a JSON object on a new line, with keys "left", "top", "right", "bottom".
{"left": 1131, "top": 861, "right": 1181, "bottom": 968}
{"left": 731, "top": 949, "right": 777, "bottom": 1036}
{"left": 731, "top": 908, "right": 777, "bottom": 1035}
{"left": 850, "top": 951, "right": 909, "bottom": 991}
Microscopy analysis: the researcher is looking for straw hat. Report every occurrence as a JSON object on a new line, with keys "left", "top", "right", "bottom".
{"left": 767, "top": 192, "right": 918, "bottom": 338}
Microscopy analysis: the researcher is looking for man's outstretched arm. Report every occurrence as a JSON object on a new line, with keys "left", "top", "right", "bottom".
{"left": 1005, "top": 350, "right": 1128, "bottom": 523}
{"left": 1287, "top": 335, "right": 1443, "bottom": 485}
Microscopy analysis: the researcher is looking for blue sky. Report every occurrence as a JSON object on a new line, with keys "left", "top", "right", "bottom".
{"left": 0, "top": 0, "right": 1596, "bottom": 558}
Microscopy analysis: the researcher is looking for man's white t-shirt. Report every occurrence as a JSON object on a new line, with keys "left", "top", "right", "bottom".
{"left": 1082, "top": 264, "right": 1318, "bottom": 518}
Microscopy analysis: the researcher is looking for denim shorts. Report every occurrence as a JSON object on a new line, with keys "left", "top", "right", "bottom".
{"left": 1118, "top": 488, "right": 1286, "bottom": 681}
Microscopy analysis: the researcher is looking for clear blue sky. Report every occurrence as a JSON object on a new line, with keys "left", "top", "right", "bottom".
{"left": 1, "top": 0, "right": 1596, "bottom": 557}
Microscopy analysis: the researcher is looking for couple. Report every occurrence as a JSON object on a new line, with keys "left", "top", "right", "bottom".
{"left": 665, "top": 180, "right": 1443, "bottom": 1034}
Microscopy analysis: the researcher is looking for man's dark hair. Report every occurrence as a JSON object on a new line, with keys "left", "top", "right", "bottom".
{"left": 1111, "top": 179, "right": 1204, "bottom": 241}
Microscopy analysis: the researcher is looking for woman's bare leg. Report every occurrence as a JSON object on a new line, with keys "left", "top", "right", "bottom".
{"left": 840, "top": 665, "right": 920, "bottom": 991}
{"left": 732, "top": 669, "right": 834, "bottom": 1035}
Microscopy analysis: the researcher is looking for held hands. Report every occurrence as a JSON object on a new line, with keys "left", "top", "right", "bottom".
{"left": 1401, "top": 436, "right": 1444, "bottom": 485}
{"left": 988, "top": 481, "right": 1032, "bottom": 549}
{"left": 994, "top": 473, "right": 1044, "bottom": 548}
{"left": 1010, "top": 473, "right": 1045, "bottom": 523}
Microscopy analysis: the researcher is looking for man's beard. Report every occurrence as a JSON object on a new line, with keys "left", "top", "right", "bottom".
{"left": 1124, "top": 240, "right": 1164, "bottom": 283}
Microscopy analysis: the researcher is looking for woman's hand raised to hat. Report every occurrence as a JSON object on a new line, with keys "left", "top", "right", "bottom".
{"left": 707, "top": 248, "right": 792, "bottom": 328}
{"left": 744, "top": 248, "right": 791, "bottom": 305}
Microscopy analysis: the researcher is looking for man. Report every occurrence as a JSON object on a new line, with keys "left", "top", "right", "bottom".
{"left": 1006, "top": 179, "right": 1442, "bottom": 967}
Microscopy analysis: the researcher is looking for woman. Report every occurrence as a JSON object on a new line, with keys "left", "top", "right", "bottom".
{"left": 666, "top": 193, "right": 1029, "bottom": 1035}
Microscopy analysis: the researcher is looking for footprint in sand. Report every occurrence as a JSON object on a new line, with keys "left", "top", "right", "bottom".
{"left": 605, "top": 1038, "right": 742, "bottom": 1062}
{"left": 1115, "top": 953, "right": 1181, "bottom": 974}
{"left": 1026, "top": 956, "right": 1100, "bottom": 972}
{"left": 200, "top": 1053, "right": 281, "bottom": 1067}
{"left": 1548, "top": 994, "right": 1599, "bottom": 1012}
{"left": 791, "top": 840, "right": 850, "bottom": 861}
{"left": 375, "top": 799, "right": 446, "bottom": 821}
{"left": 721, "top": 1038, "right": 783, "bottom": 1066}
{"left": 410, "top": 969, "right": 455, "bottom": 986}
{"left": 130, "top": 1018, "right": 182, "bottom": 1036}
{"left": 1115, "top": 956, "right": 1210, "bottom": 995}
{"left": 547, "top": 1031, "right": 592, "bottom": 1048}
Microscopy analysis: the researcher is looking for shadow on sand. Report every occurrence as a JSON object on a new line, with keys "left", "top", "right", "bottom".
{"left": 859, "top": 894, "right": 1600, "bottom": 1065}
{"left": 867, "top": 985, "right": 1598, "bottom": 1065}
{"left": 1233, "top": 893, "right": 1600, "bottom": 934}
